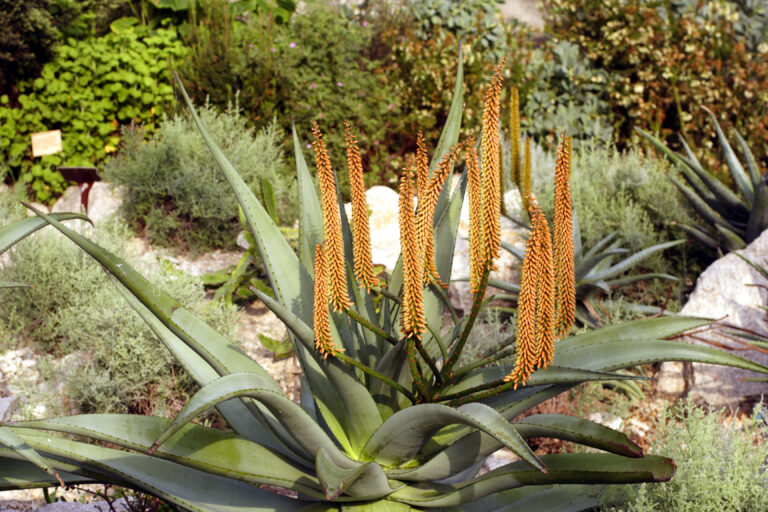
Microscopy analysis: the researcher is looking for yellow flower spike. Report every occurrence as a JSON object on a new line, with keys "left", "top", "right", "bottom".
{"left": 418, "top": 145, "right": 461, "bottom": 289}
{"left": 521, "top": 136, "right": 532, "bottom": 215}
{"left": 533, "top": 201, "right": 556, "bottom": 368}
{"left": 399, "top": 167, "right": 426, "bottom": 339}
{"left": 553, "top": 134, "right": 575, "bottom": 339}
{"left": 480, "top": 60, "right": 505, "bottom": 266}
{"left": 312, "top": 122, "right": 352, "bottom": 311}
{"left": 466, "top": 144, "right": 485, "bottom": 295}
{"left": 510, "top": 86, "right": 521, "bottom": 188}
{"left": 416, "top": 131, "right": 429, "bottom": 198}
{"left": 344, "top": 121, "right": 378, "bottom": 292}
{"left": 505, "top": 192, "right": 543, "bottom": 388}
{"left": 312, "top": 242, "right": 342, "bottom": 359}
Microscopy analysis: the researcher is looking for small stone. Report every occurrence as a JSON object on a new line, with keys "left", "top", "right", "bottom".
{"left": 587, "top": 412, "right": 624, "bottom": 431}
{"left": 0, "top": 396, "right": 18, "bottom": 421}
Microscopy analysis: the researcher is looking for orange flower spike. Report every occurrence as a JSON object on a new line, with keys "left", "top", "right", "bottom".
{"left": 533, "top": 203, "right": 556, "bottom": 368}
{"left": 505, "top": 192, "right": 542, "bottom": 388}
{"left": 344, "top": 122, "right": 377, "bottom": 292}
{"left": 521, "top": 136, "right": 532, "bottom": 214}
{"left": 553, "top": 134, "right": 575, "bottom": 339}
{"left": 466, "top": 144, "right": 485, "bottom": 295}
{"left": 399, "top": 168, "right": 426, "bottom": 339}
{"left": 416, "top": 131, "right": 429, "bottom": 198}
{"left": 510, "top": 85, "right": 521, "bottom": 188}
{"left": 480, "top": 60, "right": 505, "bottom": 266}
{"left": 312, "top": 122, "right": 352, "bottom": 311}
{"left": 419, "top": 145, "right": 460, "bottom": 288}
{"left": 312, "top": 243, "right": 342, "bottom": 359}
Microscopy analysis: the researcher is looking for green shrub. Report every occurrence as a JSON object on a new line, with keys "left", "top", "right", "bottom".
{"left": 518, "top": 40, "right": 614, "bottom": 149}
{"left": 603, "top": 402, "right": 768, "bottom": 511}
{"left": 0, "top": 26, "right": 184, "bottom": 203}
{"left": 180, "top": 1, "right": 397, "bottom": 190}
{"left": 545, "top": 0, "right": 768, "bottom": 166}
{"left": 0, "top": 211, "right": 238, "bottom": 416}
{"left": 104, "top": 104, "right": 293, "bottom": 252}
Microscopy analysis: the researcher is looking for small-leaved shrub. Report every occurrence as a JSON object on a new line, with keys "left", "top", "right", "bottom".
{"left": 0, "top": 26, "right": 184, "bottom": 203}
{"left": 603, "top": 402, "right": 768, "bottom": 512}
{"left": 104, "top": 104, "right": 293, "bottom": 252}
{"left": 0, "top": 211, "right": 238, "bottom": 417}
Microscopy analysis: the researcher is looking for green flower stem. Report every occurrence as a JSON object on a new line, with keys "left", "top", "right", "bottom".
{"left": 445, "top": 379, "right": 515, "bottom": 407}
{"left": 414, "top": 338, "right": 443, "bottom": 386}
{"left": 334, "top": 351, "right": 416, "bottom": 403}
{"left": 406, "top": 338, "right": 428, "bottom": 402}
{"left": 440, "top": 265, "right": 491, "bottom": 381}
{"left": 430, "top": 279, "right": 460, "bottom": 325}
{"left": 344, "top": 307, "right": 398, "bottom": 346}
{"left": 451, "top": 341, "right": 516, "bottom": 381}
{"left": 375, "top": 287, "right": 401, "bottom": 304}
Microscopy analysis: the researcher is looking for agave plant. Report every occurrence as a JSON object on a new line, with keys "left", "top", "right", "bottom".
{"left": 637, "top": 107, "right": 767, "bottom": 253}
{"left": 1, "top": 61, "right": 767, "bottom": 512}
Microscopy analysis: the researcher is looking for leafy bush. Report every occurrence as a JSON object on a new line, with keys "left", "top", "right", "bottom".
{"left": 0, "top": 211, "right": 238, "bottom": 416}
{"left": 408, "top": 0, "right": 507, "bottom": 59}
{"left": 180, "top": 1, "right": 397, "bottom": 190}
{"left": 545, "top": 0, "right": 768, "bottom": 165}
{"left": 518, "top": 40, "right": 613, "bottom": 149}
{"left": 104, "top": 104, "right": 293, "bottom": 251}
{"left": 0, "top": 26, "right": 184, "bottom": 203}
{"left": 603, "top": 402, "right": 768, "bottom": 511}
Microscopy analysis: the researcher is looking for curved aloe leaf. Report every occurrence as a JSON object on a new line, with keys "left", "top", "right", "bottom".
{"left": 733, "top": 129, "right": 762, "bottom": 188}
{"left": 675, "top": 222, "right": 719, "bottom": 250}
{"left": 292, "top": 124, "right": 324, "bottom": 272}
{"left": 13, "top": 430, "right": 310, "bottom": 512}
{"left": 8, "top": 415, "right": 322, "bottom": 496}
{"left": 0, "top": 427, "right": 63, "bottom": 486}
{"left": 714, "top": 223, "right": 747, "bottom": 251}
{"left": 315, "top": 447, "right": 396, "bottom": 500}
{"left": 746, "top": 172, "right": 768, "bottom": 242}
{"left": 579, "top": 231, "right": 618, "bottom": 261}
{"left": 390, "top": 453, "right": 674, "bottom": 507}
{"left": 361, "top": 403, "right": 544, "bottom": 473}
{"left": 605, "top": 272, "right": 678, "bottom": 288}
{"left": 515, "top": 414, "right": 642, "bottom": 458}
{"left": 0, "top": 212, "right": 90, "bottom": 255}
{"left": 460, "top": 484, "right": 602, "bottom": 512}
{"left": 153, "top": 372, "right": 349, "bottom": 465}
{"left": 667, "top": 175, "right": 739, "bottom": 234}
{"left": 588, "top": 240, "right": 684, "bottom": 281}
{"left": 703, "top": 106, "right": 753, "bottom": 204}
{"left": 0, "top": 459, "right": 92, "bottom": 490}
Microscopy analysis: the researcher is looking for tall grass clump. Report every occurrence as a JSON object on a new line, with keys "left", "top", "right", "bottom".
{"left": 104, "top": 103, "right": 294, "bottom": 252}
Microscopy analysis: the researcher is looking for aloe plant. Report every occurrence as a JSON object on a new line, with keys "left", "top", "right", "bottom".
{"left": 1, "top": 63, "right": 767, "bottom": 512}
{"left": 637, "top": 107, "right": 767, "bottom": 252}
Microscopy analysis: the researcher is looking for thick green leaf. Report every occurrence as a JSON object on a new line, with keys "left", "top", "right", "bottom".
{"left": 13, "top": 430, "right": 310, "bottom": 512}
{"left": 460, "top": 484, "right": 603, "bottom": 512}
{"left": 0, "top": 212, "right": 90, "bottom": 255}
{"left": 589, "top": 240, "right": 684, "bottom": 282}
{"left": 555, "top": 339, "right": 768, "bottom": 374}
{"left": 154, "top": 372, "right": 347, "bottom": 464}
{"left": 733, "top": 129, "right": 762, "bottom": 188}
{"left": 315, "top": 447, "right": 396, "bottom": 500}
{"left": 9, "top": 415, "right": 322, "bottom": 496}
{"left": 604, "top": 273, "right": 678, "bottom": 288}
{"left": 293, "top": 123, "right": 324, "bottom": 272}
{"left": 746, "top": 173, "right": 768, "bottom": 242}
{"left": 714, "top": 223, "right": 747, "bottom": 251}
{"left": 675, "top": 222, "right": 720, "bottom": 250}
{"left": 0, "top": 459, "right": 92, "bottom": 490}
{"left": 0, "top": 427, "right": 63, "bottom": 485}
{"left": 576, "top": 248, "right": 628, "bottom": 282}
{"left": 361, "top": 403, "right": 544, "bottom": 473}
{"left": 703, "top": 107, "right": 753, "bottom": 204}
{"left": 394, "top": 454, "right": 672, "bottom": 508}
{"left": 515, "top": 415, "right": 642, "bottom": 457}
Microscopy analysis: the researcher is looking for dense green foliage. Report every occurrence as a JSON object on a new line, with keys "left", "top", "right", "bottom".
{"left": 544, "top": 0, "right": 768, "bottom": 165}
{"left": 104, "top": 104, "right": 292, "bottom": 251}
{"left": 603, "top": 402, "right": 768, "bottom": 511}
{"left": 0, "top": 26, "right": 184, "bottom": 203}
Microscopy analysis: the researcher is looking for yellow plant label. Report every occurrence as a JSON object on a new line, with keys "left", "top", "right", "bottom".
{"left": 31, "top": 130, "right": 62, "bottom": 157}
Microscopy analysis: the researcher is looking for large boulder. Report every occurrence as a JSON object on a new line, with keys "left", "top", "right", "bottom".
{"left": 657, "top": 229, "right": 768, "bottom": 407}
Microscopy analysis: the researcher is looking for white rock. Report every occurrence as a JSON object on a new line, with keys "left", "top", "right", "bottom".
{"left": 587, "top": 412, "right": 624, "bottom": 431}
{"left": 36, "top": 499, "right": 129, "bottom": 512}
{"left": 52, "top": 182, "right": 123, "bottom": 225}
{"left": 0, "top": 396, "right": 18, "bottom": 421}
{"left": 658, "top": 229, "right": 768, "bottom": 407}
{"left": 343, "top": 186, "right": 402, "bottom": 271}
